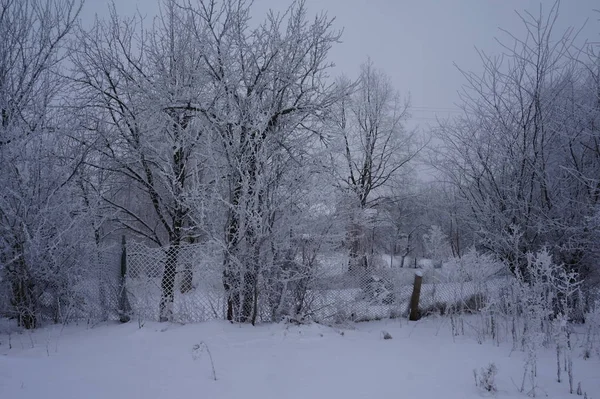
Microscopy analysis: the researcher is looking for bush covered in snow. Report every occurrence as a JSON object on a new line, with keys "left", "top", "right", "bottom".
{"left": 443, "top": 248, "right": 506, "bottom": 283}
{"left": 474, "top": 363, "right": 498, "bottom": 393}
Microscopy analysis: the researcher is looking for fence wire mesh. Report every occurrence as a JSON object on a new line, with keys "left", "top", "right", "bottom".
{"left": 302, "top": 261, "right": 510, "bottom": 323}
{"left": 126, "top": 241, "right": 225, "bottom": 324}
{"left": 124, "top": 241, "right": 506, "bottom": 324}
{"left": 82, "top": 244, "right": 122, "bottom": 323}
{"left": 0, "top": 243, "right": 122, "bottom": 326}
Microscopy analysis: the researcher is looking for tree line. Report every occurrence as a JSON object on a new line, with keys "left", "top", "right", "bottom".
{"left": 0, "top": 0, "right": 597, "bottom": 328}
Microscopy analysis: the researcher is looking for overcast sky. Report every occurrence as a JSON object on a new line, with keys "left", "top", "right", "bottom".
{"left": 80, "top": 0, "right": 599, "bottom": 129}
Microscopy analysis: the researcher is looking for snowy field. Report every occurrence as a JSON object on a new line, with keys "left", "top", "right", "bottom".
{"left": 1, "top": 318, "right": 599, "bottom": 399}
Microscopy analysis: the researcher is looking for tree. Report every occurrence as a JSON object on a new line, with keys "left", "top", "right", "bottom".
{"left": 0, "top": 0, "right": 84, "bottom": 328}
{"left": 71, "top": 0, "right": 210, "bottom": 321}
{"left": 423, "top": 225, "right": 452, "bottom": 264}
{"left": 180, "top": 0, "right": 346, "bottom": 323}
{"left": 330, "top": 60, "right": 420, "bottom": 272}
{"left": 434, "top": 2, "right": 600, "bottom": 285}
{"left": 374, "top": 189, "right": 426, "bottom": 268}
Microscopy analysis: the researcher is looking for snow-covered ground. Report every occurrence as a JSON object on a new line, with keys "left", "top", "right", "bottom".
{"left": 1, "top": 317, "right": 599, "bottom": 399}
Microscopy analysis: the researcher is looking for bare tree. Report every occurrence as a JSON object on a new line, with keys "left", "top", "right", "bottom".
{"left": 376, "top": 191, "right": 428, "bottom": 268}
{"left": 434, "top": 2, "right": 600, "bottom": 285}
{"left": 71, "top": 0, "right": 346, "bottom": 324}
{"left": 180, "top": 0, "right": 346, "bottom": 323}
{"left": 330, "top": 60, "right": 420, "bottom": 272}
{"left": 0, "top": 0, "right": 84, "bottom": 328}
{"left": 71, "top": 0, "right": 209, "bottom": 321}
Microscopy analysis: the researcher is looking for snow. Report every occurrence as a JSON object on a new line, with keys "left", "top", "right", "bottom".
{"left": 1, "top": 318, "right": 599, "bottom": 399}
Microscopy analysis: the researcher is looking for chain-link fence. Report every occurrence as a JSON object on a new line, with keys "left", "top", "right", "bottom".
{"left": 0, "top": 243, "right": 122, "bottom": 326}
{"left": 126, "top": 241, "right": 225, "bottom": 324}
{"left": 302, "top": 259, "right": 511, "bottom": 323}
{"left": 123, "top": 241, "right": 510, "bottom": 324}
{"left": 77, "top": 244, "right": 123, "bottom": 323}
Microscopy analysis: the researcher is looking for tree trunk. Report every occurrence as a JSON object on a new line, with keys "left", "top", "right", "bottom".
{"left": 158, "top": 115, "right": 190, "bottom": 322}
{"left": 224, "top": 223, "right": 261, "bottom": 323}
{"left": 348, "top": 222, "right": 367, "bottom": 273}
{"left": 159, "top": 244, "right": 180, "bottom": 322}
{"left": 240, "top": 268, "right": 257, "bottom": 323}
{"left": 8, "top": 243, "right": 37, "bottom": 329}
{"left": 180, "top": 263, "right": 193, "bottom": 294}
{"left": 96, "top": 231, "right": 108, "bottom": 321}
{"left": 223, "top": 261, "right": 238, "bottom": 321}
{"left": 224, "top": 180, "right": 242, "bottom": 321}
{"left": 12, "top": 274, "right": 37, "bottom": 329}
{"left": 118, "top": 236, "right": 132, "bottom": 323}
{"left": 223, "top": 149, "right": 263, "bottom": 323}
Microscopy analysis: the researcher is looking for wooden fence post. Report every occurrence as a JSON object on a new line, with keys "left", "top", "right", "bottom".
{"left": 409, "top": 270, "right": 423, "bottom": 321}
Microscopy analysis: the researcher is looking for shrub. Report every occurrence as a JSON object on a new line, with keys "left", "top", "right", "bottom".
{"left": 474, "top": 363, "right": 498, "bottom": 393}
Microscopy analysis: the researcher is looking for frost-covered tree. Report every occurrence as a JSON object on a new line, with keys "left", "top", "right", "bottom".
{"left": 179, "top": 0, "right": 346, "bottom": 323}
{"left": 71, "top": 0, "right": 212, "bottom": 321}
{"left": 70, "top": 0, "right": 349, "bottom": 324}
{"left": 423, "top": 225, "right": 452, "bottom": 264}
{"left": 0, "top": 0, "right": 85, "bottom": 328}
{"left": 330, "top": 60, "right": 420, "bottom": 272}
{"left": 434, "top": 2, "right": 600, "bottom": 286}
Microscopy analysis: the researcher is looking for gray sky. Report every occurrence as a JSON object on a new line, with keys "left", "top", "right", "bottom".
{"left": 81, "top": 0, "right": 599, "bottom": 129}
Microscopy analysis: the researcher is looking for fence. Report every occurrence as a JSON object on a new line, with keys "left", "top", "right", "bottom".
{"left": 79, "top": 244, "right": 123, "bottom": 323}
{"left": 0, "top": 243, "right": 122, "bottom": 327}
{"left": 126, "top": 241, "right": 225, "bottom": 324}
{"left": 4, "top": 240, "right": 591, "bottom": 329}
{"left": 123, "top": 241, "right": 508, "bottom": 324}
